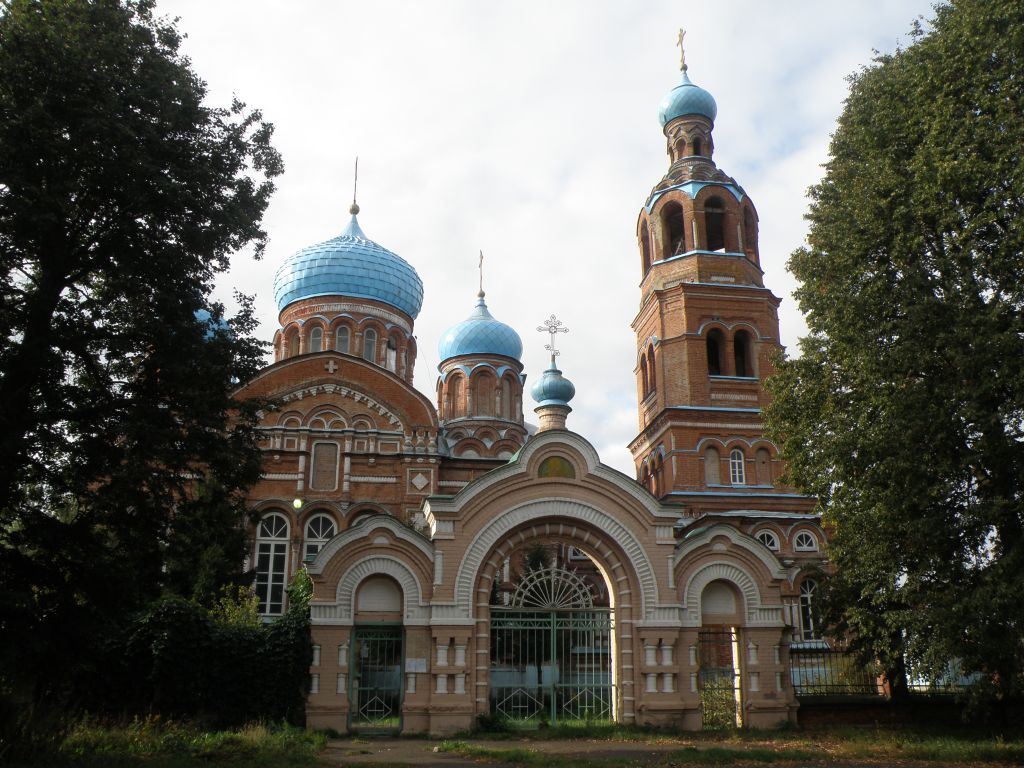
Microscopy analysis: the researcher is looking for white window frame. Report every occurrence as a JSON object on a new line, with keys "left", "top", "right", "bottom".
{"left": 335, "top": 325, "right": 350, "bottom": 354}
{"left": 304, "top": 513, "right": 337, "bottom": 560}
{"left": 309, "top": 326, "right": 323, "bottom": 353}
{"left": 794, "top": 531, "right": 819, "bottom": 552}
{"left": 362, "top": 328, "right": 377, "bottom": 363}
{"left": 799, "top": 578, "right": 820, "bottom": 640}
{"left": 255, "top": 512, "right": 289, "bottom": 616}
{"left": 755, "top": 530, "right": 780, "bottom": 551}
{"left": 729, "top": 448, "right": 746, "bottom": 485}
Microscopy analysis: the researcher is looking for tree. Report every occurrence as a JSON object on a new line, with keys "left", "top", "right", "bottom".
{"left": 0, "top": 0, "right": 282, "bottom": 742}
{"left": 765, "top": 0, "right": 1024, "bottom": 712}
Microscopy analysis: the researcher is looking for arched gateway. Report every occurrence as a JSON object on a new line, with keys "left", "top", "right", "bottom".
{"left": 305, "top": 426, "right": 799, "bottom": 733}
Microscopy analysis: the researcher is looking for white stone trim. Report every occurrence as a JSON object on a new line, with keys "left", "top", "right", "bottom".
{"left": 454, "top": 498, "right": 659, "bottom": 620}
{"left": 310, "top": 555, "right": 429, "bottom": 625}
{"left": 307, "top": 515, "right": 433, "bottom": 574}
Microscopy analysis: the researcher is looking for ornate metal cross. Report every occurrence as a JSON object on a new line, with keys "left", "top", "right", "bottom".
{"left": 677, "top": 27, "right": 687, "bottom": 72}
{"left": 537, "top": 314, "right": 569, "bottom": 365}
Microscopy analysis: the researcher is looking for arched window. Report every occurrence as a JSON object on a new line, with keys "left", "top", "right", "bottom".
{"left": 640, "top": 221, "right": 652, "bottom": 273}
{"left": 335, "top": 325, "right": 350, "bottom": 354}
{"left": 254, "top": 513, "right": 289, "bottom": 615}
{"left": 287, "top": 332, "right": 299, "bottom": 358}
{"left": 692, "top": 137, "right": 703, "bottom": 156}
{"left": 756, "top": 530, "right": 780, "bottom": 551}
{"left": 640, "top": 352, "right": 649, "bottom": 396}
{"left": 647, "top": 347, "right": 657, "bottom": 392}
{"left": 449, "top": 375, "right": 463, "bottom": 418}
{"left": 729, "top": 448, "right": 746, "bottom": 485}
{"left": 744, "top": 208, "right": 757, "bottom": 256}
{"left": 304, "top": 513, "right": 336, "bottom": 560}
{"left": 794, "top": 531, "right": 819, "bottom": 552}
{"left": 734, "top": 329, "right": 752, "bottom": 377}
{"left": 674, "top": 137, "right": 686, "bottom": 159}
{"left": 386, "top": 334, "right": 398, "bottom": 371}
{"left": 309, "top": 326, "right": 323, "bottom": 353}
{"left": 755, "top": 447, "right": 772, "bottom": 486}
{"left": 706, "top": 329, "right": 724, "bottom": 376}
{"left": 799, "top": 579, "right": 820, "bottom": 640}
{"left": 661, "top": 201, "right": 687, "bottom": 257}
{"left": 362, "top": 328, "right": 377, "bottom": 363}
{"left": 704, "top": 446, "right": 721, "bottom": 485}
{"left": 705, "top": 196, "right": 725, "bottom": 252}
{"left": 476, "top": 372, "right": 495, "bottom": 417}
{"left": 501, "top": 376, "right": 513, "bottom": 419}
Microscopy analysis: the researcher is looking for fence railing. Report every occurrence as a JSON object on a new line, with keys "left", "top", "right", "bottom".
{"left": 790, "top": 646, "right": 882, "bottom": 696}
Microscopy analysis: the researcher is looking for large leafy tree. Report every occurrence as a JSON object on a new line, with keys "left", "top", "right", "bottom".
{"left": 0, "top": 0, "right": 282, "bottom": 737}
{"left": 766, "top": 0, "right": 1024, "bottom": 708}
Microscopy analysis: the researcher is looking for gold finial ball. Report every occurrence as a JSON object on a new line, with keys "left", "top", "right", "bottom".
{"left": 349, "top": 202, "right": 360, "bottom": 215}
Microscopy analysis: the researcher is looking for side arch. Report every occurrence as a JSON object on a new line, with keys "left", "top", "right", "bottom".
{"left": 329, "top": 555, "right": 429, "bottom": 624}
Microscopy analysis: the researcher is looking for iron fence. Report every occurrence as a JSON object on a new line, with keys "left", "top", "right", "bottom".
{"left": 790, "top": 647, "right": 881, "bottom": 696}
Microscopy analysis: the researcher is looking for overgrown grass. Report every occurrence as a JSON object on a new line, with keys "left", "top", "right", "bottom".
{"left": 6, "top": 718, "right": 326, "bottom": 767}
{"left": 438, "top": 723, "right": 1024, "bottom": 765}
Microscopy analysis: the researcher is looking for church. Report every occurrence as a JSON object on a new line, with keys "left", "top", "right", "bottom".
{"left": 233, "top": 48, "right": 828, "bottom": 733}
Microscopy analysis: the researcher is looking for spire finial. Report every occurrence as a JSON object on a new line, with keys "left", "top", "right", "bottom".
{"left": 349, "top": 156, "right": 360, "bottom": 215}
{"left": 537, "top": 314, "right": 569, "bottom": 366}
{"left": 478, "top": 250, "right": 485, "bottom": 298}
{"left": 677, "top": 28, "right": 687, "bottom": 72}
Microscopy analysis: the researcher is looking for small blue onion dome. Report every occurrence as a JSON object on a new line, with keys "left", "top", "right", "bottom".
{"left": 273, "top": 214, "right": 424, "bottom": 318}
{"left": 438, "top": 294, "right": 523, "bottom": 362}
{"left": 658, "top": 70, "right": 717, "bottom": 126}
{"left": 194, "top": 308, "right": 230, "bottom": 339}
{"left": 531, "top": 363, "right": 576, "bottom": 407}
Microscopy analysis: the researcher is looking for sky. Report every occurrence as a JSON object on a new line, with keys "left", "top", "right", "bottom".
{"left": 159, "top": 0, "right": 935, "bottom": 475}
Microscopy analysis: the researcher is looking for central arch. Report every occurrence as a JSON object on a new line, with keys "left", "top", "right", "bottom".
{"left": 460, "top": 500, "right": 657, "bottom": 726}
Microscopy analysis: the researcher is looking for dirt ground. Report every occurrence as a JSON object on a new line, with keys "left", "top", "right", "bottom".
{"left": 318, "top": 736, "right": 984, "bottom": 767}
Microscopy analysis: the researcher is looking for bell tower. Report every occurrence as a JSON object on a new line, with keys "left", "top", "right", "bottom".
{"left": 629, "top": 46, "right": 808, "bottom": 515}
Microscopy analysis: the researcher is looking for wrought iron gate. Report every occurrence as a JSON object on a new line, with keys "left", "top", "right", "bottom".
{"left": 489, "top": 566, "right": 613, "bottom": 726}
{"left": 490, "top": 609, "right": 613, "bottom": 725}
{"left": 698, "top": 629, "right": 742, "bottom": 728}
{"left": 349, "top": 626, "right": 403, "bottom": 732}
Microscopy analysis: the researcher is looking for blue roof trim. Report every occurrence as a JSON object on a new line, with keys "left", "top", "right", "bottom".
{"left": 646, "top": 180, "right": 746, "bottom": 213}
{"left": 667, "top": 405, "right": 761, "bottom": 413}
{"left": 667, "top": 491, "right": 815, "bottom": 499}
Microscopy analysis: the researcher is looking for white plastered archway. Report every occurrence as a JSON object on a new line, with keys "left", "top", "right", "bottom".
{"left": 328, "top": 555, "right": 430, "bottom": 625}
{"left": 454, "top": 498, "right": 659, "bottom": 619}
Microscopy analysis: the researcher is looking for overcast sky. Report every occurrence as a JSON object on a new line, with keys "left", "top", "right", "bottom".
{"left": 160, "top": 0, "right": 934, "bottom": 475}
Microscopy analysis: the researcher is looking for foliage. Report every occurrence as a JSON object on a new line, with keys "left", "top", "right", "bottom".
{"left": 209, "top": 586, "right": 262, "bottom": 630}
{"left": 10, "top": 719, "right": 326, "bottom": 768}
{"left": 764, "top": 0, "right": 1024, "bottom": 712}
{"left": 0, "top": 0, "right": 282, "bottom": 750}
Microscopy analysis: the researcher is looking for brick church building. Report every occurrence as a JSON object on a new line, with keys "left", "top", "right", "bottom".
{"left": 234, "top": 51, "right": 827, "bottom": 733}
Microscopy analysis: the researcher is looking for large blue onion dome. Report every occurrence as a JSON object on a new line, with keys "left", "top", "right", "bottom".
{"left": 531, "top": 363, "right": 575, "bottom": 407}
{"left": 273, "top": 213, "right": 424, "bottom": 319}
{"left": 194, "top": 308, "right": 230, "bottom": 339}
{"left": 438, "top": 293, "right": 523, "bottom": 362}
{"left": 658, "top": 70, "right": 717, "bottom": 126}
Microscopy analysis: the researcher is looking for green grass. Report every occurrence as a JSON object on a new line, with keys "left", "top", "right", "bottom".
{"left": 7, "top": 718, "right": 326, "bottom": 767}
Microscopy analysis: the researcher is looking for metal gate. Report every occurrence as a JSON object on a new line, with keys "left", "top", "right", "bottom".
{"left": 349, "top": 626, "right": 403, "bottom": 732}
{"left": 490, "top": 609, "right": 613, "bottom": 725}
{"left": 698, "top": 628, "right": 742, "bottom": 728}
{"left": 489, "top": 566, "right": 613, "bottom": 726}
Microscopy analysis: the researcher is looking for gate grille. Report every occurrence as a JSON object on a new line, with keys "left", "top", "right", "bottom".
{"left": 699, "top": 629, "right": 741, "bottom": 729}
{"left": 490, "top": 608, "right": 613, "bottom": 726}
{"left": 349, "top": 626, "right": 403, "bottom": 732}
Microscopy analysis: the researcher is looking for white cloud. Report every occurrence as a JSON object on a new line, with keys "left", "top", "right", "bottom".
{"left": 159, "top": 0, "right": 933, "bottom": 474}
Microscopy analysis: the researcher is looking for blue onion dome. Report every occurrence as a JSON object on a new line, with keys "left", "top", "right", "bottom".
{"left": 438, "top": 293, "right": 523, "bottom": 362}
{"left": 194, "top": 308, "right": 230, "bottom": 339}
{"left": 658, "top": 70, "right": 717, "bottom": 127}
{"left": 273, "top": 211, "right": 424, "bottom": 319}
{"left": 531, "top": 363, "right": 576, "bottom": 407}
